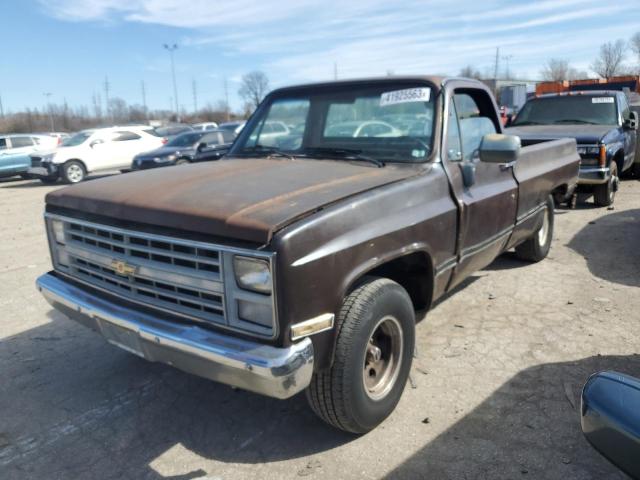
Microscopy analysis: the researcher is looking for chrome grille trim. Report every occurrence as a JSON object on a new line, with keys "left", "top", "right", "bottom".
{"left": 45, "top": 213, "right": 277, "bottom": 338}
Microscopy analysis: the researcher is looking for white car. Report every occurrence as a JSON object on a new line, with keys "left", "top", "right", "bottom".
{"left": 191, "top": 122, "right": 218, "bottom": 131}
{"left": 325, "top": 120, "right": 403, "bottom": 138}
{"left": 0, "top": 134, "right": 60, "bottom": 156}
{"left": 29, "top": 126, "right": 163, "bottom": 184}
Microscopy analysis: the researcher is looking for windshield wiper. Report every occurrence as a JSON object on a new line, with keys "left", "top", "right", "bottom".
{"left": 302, "top": 147, "right": 385, "bottom": 168}
{"left": 239, "top": 144, "right": 296, "bottom": 160}
{"left": 553, "top": 119, "right": 597, "bottom": 125}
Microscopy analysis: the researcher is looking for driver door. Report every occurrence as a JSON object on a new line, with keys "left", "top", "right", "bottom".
{"left": 444, "top": 89, "right": 518, "bottom": 288}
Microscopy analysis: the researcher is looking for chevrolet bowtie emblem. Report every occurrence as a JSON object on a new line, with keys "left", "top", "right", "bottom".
{"left": 111, "top": 259, "right": 138, "bottom": 276}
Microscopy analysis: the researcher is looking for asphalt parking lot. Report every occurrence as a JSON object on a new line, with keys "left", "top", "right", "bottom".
{"left": 1, "top": 174, "right": 639, "bottom": 480}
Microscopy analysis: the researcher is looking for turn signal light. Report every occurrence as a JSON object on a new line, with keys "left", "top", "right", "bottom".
{"left": 599, "top": 145, "right": 607, "bottom": 167}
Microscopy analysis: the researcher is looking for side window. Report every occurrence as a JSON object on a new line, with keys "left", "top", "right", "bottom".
{"left": 113, "top": 131, "right": 141, "bottom": 141}
{"left": 0, "top": 138, "right": 7, "bottom": 150}
{"left": 11, "top": 136, "right": 34, "bottom": 148}
{"left": 446, "top": 99, "right": 462, "bottom": 161}
{"left": 221, "top": 131, "right": 235, "bottom": 143}
{"left": 620, "top": 95, "right": 631, "bottom": 121}
{"left": 454, "top": 92, "right": 497, "bottom": 162}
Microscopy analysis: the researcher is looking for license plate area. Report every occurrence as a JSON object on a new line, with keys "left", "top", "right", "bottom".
{"left": 96, "top": 316, "right": 145, "bottom": 357}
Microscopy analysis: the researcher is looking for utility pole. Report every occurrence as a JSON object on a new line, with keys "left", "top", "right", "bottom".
{"left": 141, "top": 80, "right": 147, "bottom": 116}
{"left": 493, "top": 47, "right": 500, "bottom": 80}
{"left": 192, "top": 79, "right": 198, "bottom": 113}
{"left": 223, "top": 77, "right": 230, "bottom": 121}
{"left": 163, "top": 43, "right": 180, "bottom": 121}
{"left": 43, "top": 92, "right": 54, "bottom": 131}
{"left": 502, "top": 54, "right": 514, "bottom": 79}
{"left": 104, "top": 76, "right": 111, "bottom": 124}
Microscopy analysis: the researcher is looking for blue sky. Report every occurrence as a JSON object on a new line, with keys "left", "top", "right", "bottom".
{"left": 1, "top": 0, "right": 639, "bottom": 114}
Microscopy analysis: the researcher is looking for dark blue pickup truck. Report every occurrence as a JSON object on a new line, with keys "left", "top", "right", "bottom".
{"left": 507, "top": 91, "right": 638, "bottom": 206}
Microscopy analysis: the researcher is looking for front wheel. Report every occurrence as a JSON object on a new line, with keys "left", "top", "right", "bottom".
{"left": 306, "top": 277, "right": 415, "bottom": 433}
{"left": 593, "top": 162, "right": 618, "bottom": 207}
{"left": 515, "top": 195, "right": 554, "bottom": 262}
{"left": 175, "top": 158, "right": 191, "bottom": 166}
{"left": 62, "top": 160, "right": 86, "bottom": 184}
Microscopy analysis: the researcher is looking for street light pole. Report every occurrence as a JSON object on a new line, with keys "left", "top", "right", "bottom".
{"left": 163, "top": 43, "right": 180, "bottom": 121}
{"left": 43, "top": 92, "right": 54, "bottom": 131}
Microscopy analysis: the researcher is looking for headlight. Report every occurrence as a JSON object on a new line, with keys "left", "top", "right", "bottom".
{"left": 233, "top": 256, "right": 272, "bottom": 294}
{"left": 577, "top": 146, "right": 600, "bottom": 156}
{"left": 51, "top": 219, "right": 65, "bottom": 244}
{"left": 41, "top": 153, "right": 56, "bottom": 163}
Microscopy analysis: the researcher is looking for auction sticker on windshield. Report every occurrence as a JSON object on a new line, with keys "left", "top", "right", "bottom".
{"left": 592, "top": 97, "right": 614, "bottom": 104}
{"left": 380, "top": 88, "right": 431, "bottom": 106}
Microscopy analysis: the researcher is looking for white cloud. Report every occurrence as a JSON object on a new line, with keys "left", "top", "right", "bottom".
{"left": 39, "top": 0, "right": 640, "bottom": 84}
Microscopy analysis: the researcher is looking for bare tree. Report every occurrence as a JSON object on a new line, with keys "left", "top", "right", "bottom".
{"left": 541, "top": 58, "right": 570, "bottom": 81}
{"left": 238, "top": 71, "right": 269, "bottom": 110}
{"left": 459, "top": 65, "right": 482, "bottom": 79}
{"left": 591, "top": 40, "right": 626, "bottom": 78}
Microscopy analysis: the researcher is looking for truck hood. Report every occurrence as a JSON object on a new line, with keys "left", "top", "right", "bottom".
{"left": 46, "top": 157, "right": 419, "bottom": 244}
{"left": 506, "top": 124, "right": 615, "bottom": 144}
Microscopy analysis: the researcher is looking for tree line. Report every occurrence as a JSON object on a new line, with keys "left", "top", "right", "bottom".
{"left": 459, "top": 30, "right": 640, "bottom": 82}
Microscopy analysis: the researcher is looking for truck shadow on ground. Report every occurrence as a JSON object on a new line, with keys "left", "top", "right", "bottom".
{"left": 0, "top": 311, "right": 352, "bottom": 480}
{"left": 3, "top": 310, "right": 636, "bottom": 479}
{"left": 385, "top": 354, "right": 638, "bottom": 479}
{"left": 567, "top": 208, "right": 640, "bottom": 287}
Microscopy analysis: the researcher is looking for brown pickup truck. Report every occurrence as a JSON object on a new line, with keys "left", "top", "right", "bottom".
{"left": 37, "top": 76, "right": 579, "bottom": 433}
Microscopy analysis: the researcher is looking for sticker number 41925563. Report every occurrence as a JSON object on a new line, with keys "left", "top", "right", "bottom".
{"left": 380, "top": 88, "right": 431, "bottom": 107}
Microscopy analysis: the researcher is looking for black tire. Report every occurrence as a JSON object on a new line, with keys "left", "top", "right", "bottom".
{"left": 515, "top": 195, "right": 554, "bottom": 262}
{"left": 632, "top": 162, "right": 640, "bottom": 179}
{"left": 175, "top": 158, "right": 190, "bottom": 166}
{"left": 61, "top": 160, "right": 86, "bottom": 184}
{"left": 306, "top": 277, "right": 415, "bottom": 434}
{"left": 39, "top": 176, "right": 58, "bottom": 185}
{"left": 593, "top": 161, "right": 618, "bottom": 207}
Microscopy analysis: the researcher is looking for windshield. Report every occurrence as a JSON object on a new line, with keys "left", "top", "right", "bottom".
{"left": 513, "top": 95, "right": 618, "bottom": 126}
{"left": 61, "top": 131, "right": 92, "bottom": 147}
{"left": 231, "top": 83, "right": 436, "bottom": 163}
{"left": 167, "top": 132, "right": 204, "bottom": 147}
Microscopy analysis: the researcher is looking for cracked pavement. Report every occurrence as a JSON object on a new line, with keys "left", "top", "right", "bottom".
{"left": 0, "top": 175, "right": 639, "bottom": 479}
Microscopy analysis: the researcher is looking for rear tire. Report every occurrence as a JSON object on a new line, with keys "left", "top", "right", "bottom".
{"left": 515, "top": 195, "right": 554, "bottom": 262}
{"left": 62, "top": 160, "right": 86, "bottom": 184}
{"left": 175, "top": 158, "right": 190, "bottom": 166}
{"left": 593, "top": 162, "right": 618, "bottom": 207}
{"left": 306, "top": 277, "right": 415, "bottom": 434}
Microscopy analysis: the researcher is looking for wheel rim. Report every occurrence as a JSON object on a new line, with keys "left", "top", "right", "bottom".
{"left": 537, "top": 207, "right": 549, "bottom": 245}
{"left": 363, "top": 315, "right": 403, "bottom": 401}
{"left": 67, "top": 164, "right": 83, "bottom": 182}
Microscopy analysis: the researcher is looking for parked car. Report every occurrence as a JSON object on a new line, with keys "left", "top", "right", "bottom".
{"left": 132, "top": 130, "right": 234, "bottom": 170}
{"left": 0, "top": 152, "right": 32, "bottom": 179}
{"left": 325, "top": 120, "right": 403, "bottom": 137}
{"left": 0, "top": 134, "right": 59, "bottom": 156}
{"left": 36, "top": 76, "right": 579, "bottom": 433}
{"left": 218, "top": 121, "right": 245, "bottom": 136}
{"left": 28, "top": 126, "right": 164, "bottom": 184}
{"left": 191, "top": 122, "right": 218, "bottom": 132}
{"left": 155, "top": 124, "right": 194, "bottom": 143}
{"left": 507, "top": 91, "right": 638, "bottom": 206}
{"left": 581, "top": 371, "right": 640, "bottom": 479}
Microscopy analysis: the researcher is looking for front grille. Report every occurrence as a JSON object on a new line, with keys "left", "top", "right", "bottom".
{"left": 49, "top": 215, "right": 276, "bottom": 337}
{"left": 59, "top": 218, "right": 227, "bottom": 326}
{"left": 31, "top": 157, "right": 42, "bottom": 168}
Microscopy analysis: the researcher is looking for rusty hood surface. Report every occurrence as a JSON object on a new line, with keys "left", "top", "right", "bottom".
{"left": 46, "top": 158, "right": 419, "bottom": 244}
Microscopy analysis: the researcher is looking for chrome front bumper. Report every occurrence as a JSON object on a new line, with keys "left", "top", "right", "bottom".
{"left": 578, "top": 166, "right": 610, "bottom": 185}
{"left": 36, "top": 273, "right": 313, "bottom": 399}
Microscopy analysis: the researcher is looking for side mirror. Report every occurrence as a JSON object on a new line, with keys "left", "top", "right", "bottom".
{"left": 479, "top": 134, "right": 521, "bottom": 164}
{"left": 581, "top": 371, "right": 640, "bottom": 479}
{"left": 624, "top": 111, "right": 638, "bottom": 131}
{"left": 89, "top": 139, "right": 104, "bottom": 148}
